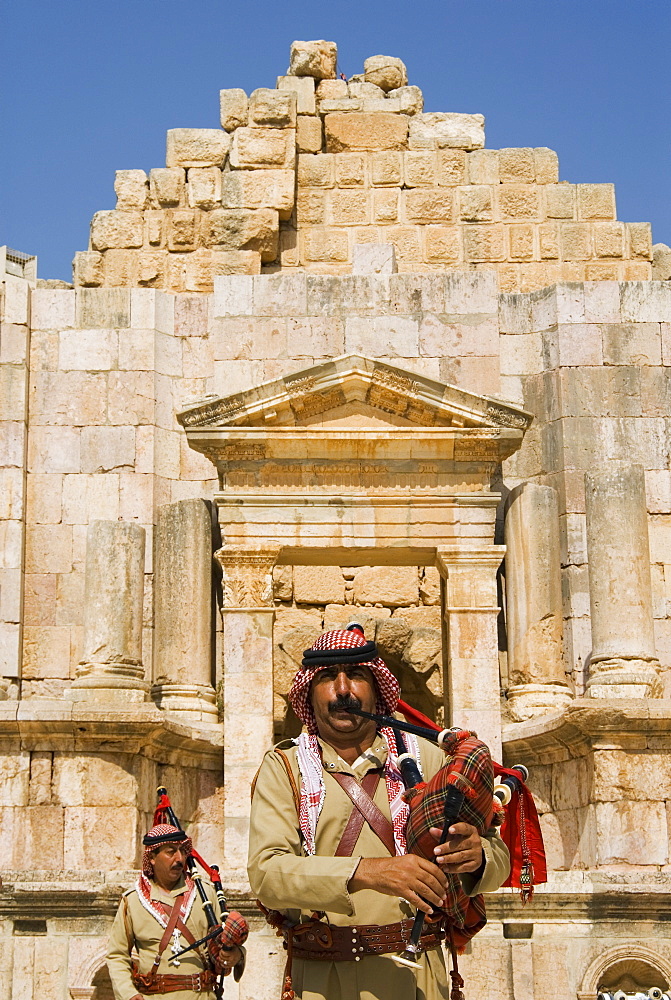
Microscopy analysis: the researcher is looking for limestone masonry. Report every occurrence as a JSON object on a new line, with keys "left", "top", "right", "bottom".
{"left": 2, "top": 39, "right": 671, "bottom": 1000}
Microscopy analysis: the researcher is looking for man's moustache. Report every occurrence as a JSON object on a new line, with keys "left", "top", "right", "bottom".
{"left": 328, "top": 696, "right": 361, "bottom": 714}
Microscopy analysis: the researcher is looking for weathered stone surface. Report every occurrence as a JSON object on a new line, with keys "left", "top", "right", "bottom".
{"left": 249, "top": 88, "right": 297, "bottom": 128}
{"left": 293, "top": 565, "right": 345, "bottom": 604}
{"left": 230, "top": 127, "right": 295, "bottom": 169}
{"left": 352, "top": 243, "right": 397, "bottom": 275}
{"left": 351, "top": 566, "right": 418, "bottom": 607}
{"left": 653, "top": 242, "right": 671, "bottom": 280}
{"left": 114, "top": 170, "right": 148, "bottom": 210}
{"left": 187, "top": 167, "right": 222, "bottom": 209}
{"left": 363, "top": 55, "right": 408, "bottom": 92}
{"left": 277, "top": 75, "right": 316, "bottom": 114}
{"left": 324, "top": 113, "right": 409, "bottom": 152}
{"left": 289, "top": 40, "right": 337, "bottom": 80}
{"left": 296, "top": 115, "right": 322, "bottom": 153}
{"left": 387, "top": 85, "right": 423, "bottom": 115}
{"left": 70, "top": 520, "right": 147, "bottom": 700}
{"left": 150, "top": 167, "right": 185, "bottom": 206}
{"left": 202, "top": 208, "right": 279, "bottom": 261}
{"left": 90, "top": 211, "right": 143, "bottom": 251}
{"left": 221, "top": 170, "right": 294, "bottom": 220}
{"left": 219, "top": 88, "right": 248, "bottom": 131}
{"left": 408, "top": 113, "right": 485, "bottom": 150}
{"left": 166, "top": 128, "right": 230, "bottom": 168}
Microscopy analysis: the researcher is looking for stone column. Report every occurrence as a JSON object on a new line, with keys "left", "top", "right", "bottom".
{"left": 436, "top": 546, "right": 505, "bottom": 761}
{"left": 504, "top": 483, "right": 572, "bottom": 720}
{"left": 70, "top": 521, "right": 148, "bottom": 702}
{"left": 585, "top": 464, "right": 661, "bottom": 697}
{"left": 152, "top": 499, "right": 218, "bottom": 721}
{"left": 0, "top": 678, "right": 8, "bottom": 701}
{"left": 215, "top": 545, "right": 280, "bottom": 874}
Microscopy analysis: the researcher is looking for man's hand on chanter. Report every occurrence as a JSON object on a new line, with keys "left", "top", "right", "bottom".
{"left": 348, "top": 855, "right": 448, "bottom": 914}
{"left": 430, "top": 821, "right": 484, "bottom": 874}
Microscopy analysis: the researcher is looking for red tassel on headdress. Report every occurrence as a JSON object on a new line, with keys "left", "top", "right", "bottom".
{"left": 396, "top": 698, "right": 547, "bottom": 900}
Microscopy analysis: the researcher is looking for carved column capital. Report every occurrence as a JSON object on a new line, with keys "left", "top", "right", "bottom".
{"left": 215, "top": 545, "right": 281, "bottom": 609}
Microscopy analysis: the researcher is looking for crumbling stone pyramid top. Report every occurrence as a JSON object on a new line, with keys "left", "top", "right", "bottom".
{"left": 74, "top": 39, "right": 653, "bottom": 294}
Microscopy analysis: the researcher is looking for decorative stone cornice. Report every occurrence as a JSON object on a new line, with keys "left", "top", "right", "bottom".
{"left": 0, "top": 702, "right": 222, "bottom": 767}
{"left": 502, "top": 698, "right": 671, "bottom": 765}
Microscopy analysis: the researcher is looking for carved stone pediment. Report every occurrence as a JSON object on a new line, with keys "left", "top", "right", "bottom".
{"left": 177, "top": 354, "right": 533, "bottom": 432}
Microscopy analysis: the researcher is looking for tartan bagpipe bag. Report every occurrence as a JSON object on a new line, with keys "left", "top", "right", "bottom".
{"left": 402, "top": 725, "right": 495, "bottom": 950}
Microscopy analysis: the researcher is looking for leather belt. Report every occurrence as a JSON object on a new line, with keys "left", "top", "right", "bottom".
{"left": 132, "top": 970, "right": 218, "bottom": 994}
{"left": 288, "top": 917, "right": 445, "bottom": 962}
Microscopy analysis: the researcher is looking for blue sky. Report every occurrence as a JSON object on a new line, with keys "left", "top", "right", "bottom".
{"left": 2, "top": 0, "right": 669, "bottom": 281}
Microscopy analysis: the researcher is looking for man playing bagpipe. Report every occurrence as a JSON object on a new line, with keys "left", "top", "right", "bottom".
{"left": 248, "top": 624, "right": 512, "bottom": 1000}
{"left": 107, "top": 824, "right": 247, "bottom": 1000}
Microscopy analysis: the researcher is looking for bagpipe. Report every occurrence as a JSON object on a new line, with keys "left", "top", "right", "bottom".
{"left": 152, "top": 787, "right": 248, "bottom": 983}
{"left": 599, "top": 992, "right": 671, "bottom": 1000}
{"left": 345, "top": 699, "right": 546, "bottom": 987}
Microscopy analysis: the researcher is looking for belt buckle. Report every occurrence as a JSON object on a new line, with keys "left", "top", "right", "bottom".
{"left": 193, "top": 973, "right": 201, "bottom": 991}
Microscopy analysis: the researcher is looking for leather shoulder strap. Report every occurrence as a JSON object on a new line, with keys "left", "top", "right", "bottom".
{"left": 251, "top": 748, "right": 301, "bottom": 816}
{"left": 330, "top": 770, "right": 396, "bottom": 857}
{"left": 334, "top": 771, "right": 380, "bottom": 857}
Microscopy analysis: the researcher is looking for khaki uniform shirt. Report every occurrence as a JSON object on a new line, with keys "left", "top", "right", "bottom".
{"left": 107, "top": 876, "right": 221, "bottom": 1000}
{"left": 248, "top": 734, "right": 511, "bottom": 1000}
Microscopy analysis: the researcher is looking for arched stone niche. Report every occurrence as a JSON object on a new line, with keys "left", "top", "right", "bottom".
{"left": 69, "top": 942, "right": 116, "bottom": 1000}
{"left": 579, "top": 945, "right": 671, "bottom": 999}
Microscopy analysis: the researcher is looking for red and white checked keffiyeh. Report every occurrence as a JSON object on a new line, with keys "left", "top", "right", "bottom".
{"left": 289, "top": 626, "right": 415, "bottom": 856}
{"left": 295, "top": 727, "right": 421, "bottom": 856}
{"left": 137, "top": 824, "right": 196, "bottom": 928}
{"left": 288, "top": 627, "right": 400, "bottom": 734}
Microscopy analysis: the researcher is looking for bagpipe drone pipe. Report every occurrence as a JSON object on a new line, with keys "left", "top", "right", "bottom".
{"left": 344, "top": 700, "right": 546, "bottom": 969}
{"left": 152, "top": 788, "right": 248, "bottom": 979}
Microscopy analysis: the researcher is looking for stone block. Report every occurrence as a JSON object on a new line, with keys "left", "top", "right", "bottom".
{"left": 403, "top": 151, "right": 436, "bottom": 187}
{"left": 90, "top": 211, "right": 143, "bottom": 251}
{"left": 221, "top": 169, "right": 294, "bottom": 220}
{"left": 463, "top": 224, "right": 506, "bottom": 262}
{"left": 316, "top": 79, "right": 348, "bottom": 100}
{"left": 58, "top": 328, "right": 116, "bottom": 371}
{"left": 539, "top": 223, "right": 560, "bottom": 259}
{"left": 296, "top": 115, "right": 322, "bottom": 153}
{"left": 344, "top": 315, "right": 418, "bottom": 356}
{"left": 544, "top": 184, "right": 575, "bottom": 219}
{"left": 0, "top": 751, "right": 29, "bottom": 806}
{"left": 293, "top": 565, "right": 345, "bottom": 604}
{"left": 498, "top": 185, "right": 539, "bottom": 220}
{"left": 509, "top": 224, "right": 535, "bottom": 260}
{"left": 277, "top": 75, "right": 316, "bottom": 114}
{"left": 186, "top": 167, "right": 222, "bottom": 209}
{"left": 602, "top": 322, "right": 661, "bottom": 366}
{"left": 335, "top": 153, "right": 366, "bottom": 187}
{"left": 328, "top": 189, "right": 370, "bottom": 225}
{"left": 403, "top": 188, "right": 453, "bottom": 224}
{"left": 497, "top": 147, "right": 535, "bottom": 183}
{"left": 303, "top": 228, "right": 349, "bottom": 263}
{"left": 363, "top": 55, "right": 407, "bottom": 92}
{"left": 409, "top": 113, "right": 485, "bottom": 151}
{"left": 466, "top": 149, "right": 498, "bottom": 185}
{"left": 28, "top": 426, "right": 80, "bottom": 474}
{"left": 534, "top": 147, "right": 559, "bottom": 183}
{"left": 374, "top": 189, "right": 400, "bottom": 224}
{"left": 627, "top": 222, "right": 653, "bottom": 260}
{"left": 324, "top": 113, "right": 409, "bottom": 152}
{"left": 387, "top": 85, "right": 423, "bottom": 115}
{"left": 577, "top": 183, "right": 616, "bottom": 220}
{"left": 296, "top": 189, "right": 325, "bottom": 224}
{"left": 0, "top": 323, "right": 28, "bottom": 364}
{"left": 230, "top": 127, "right": 295, "bottom": 169}
{"left": 371, "top": 151, "right": 402, "bottom": 186}
{"left": 620, "top": 281, "right": 671, "bottom": 322}
{"left": 31, "top": 289, "right": 76, "bottom": 331}
{"left": 166, "top": 128, "right": 230, "bottom": 167}
{"left": 70, "top": 253, "right": 101, "bottom": 291}
{"left": 22, "top": 624, "right": 72, "bottom": 677}
{"left": 420, "top": 314, "right": 497, "bottom": 357}
{"left": 213, "top": 274, "right": 254, "bottom": 316}
{"left": 351, "top": 566, "right": 419, "bottom": 607}
{"left": 80, "top": 426, "right": 135, "bottom": 473}
{"left": 202, "top": 208, "right": 278, "bottom": 261}
{"left": 561, "top": 223, "right": 592, "bottom": 261}
{"left": 219, "top": 88, "right": 248, "bottom": 130}
{"left": 352, "top": 243, "right": 397, "bottom": 275}
{"left": 458, "top": 186, "right": 493, "bottom": 222}
{"left": 596, "top": 800, "right": 667, "bottom": 865}
{"left": 150, "top": 167, "right": 185, "bottom": 207}
{"left": 653, "top": 242, "right": 671, "bottom": 280}
{"left": 64, "top": 804, "right": 137, "bottom": 868}
{"left": 253, "top": 274, "right": 308, "bottom": 316}
{"left": 298, "top": 153, "right": 335, "bottom": 187}
{"left": 249, "top": 88, "right": 297, "bottom": 128}
{"left": 114, "top": 169, "right": 148, "bottom": 210}
{"left": 289, "top": 40, "right": 338, "bottom": 80}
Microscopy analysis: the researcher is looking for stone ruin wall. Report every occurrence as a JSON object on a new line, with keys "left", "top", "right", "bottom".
{"left": 2, "top": 38, "right": 671, "bottom": 1000}
{"left": 72, "top": 43, "right": 654, "bottom": 295}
